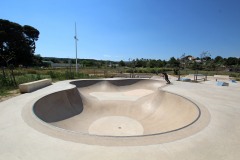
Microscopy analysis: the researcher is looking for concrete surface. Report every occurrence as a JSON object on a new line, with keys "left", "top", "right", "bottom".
{"left": 0, "top": 77, "right": 240, "bottom": 159}
{"left": 19, "top": 78, "right": 52, "bottom": 93}
{"left": 214, "top": 75, "right": 230, "bottom": 79}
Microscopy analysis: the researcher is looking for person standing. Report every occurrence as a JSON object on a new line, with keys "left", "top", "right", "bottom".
{"left": 162, "top": 72, "right": 171, "bottom": 84}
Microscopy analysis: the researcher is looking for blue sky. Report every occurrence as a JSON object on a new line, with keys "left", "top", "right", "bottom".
{"left": 1, "top": 0, "right": 240, "bottom": 61}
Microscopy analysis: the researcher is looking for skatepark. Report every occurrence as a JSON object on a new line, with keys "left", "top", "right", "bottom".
{"left": 0, "top": 76, "right": 240, "bottom": 159}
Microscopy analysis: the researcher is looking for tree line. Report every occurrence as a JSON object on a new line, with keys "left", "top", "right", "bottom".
{"left": 43, "top": 55, "right": 240, "bottom": 72}
{"left": 120, "top": 55, "right": 240, "bottom": 71}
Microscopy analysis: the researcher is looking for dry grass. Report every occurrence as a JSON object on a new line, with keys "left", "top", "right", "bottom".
{"left": 0, "top": 89, "right": 20, "bottom": 102}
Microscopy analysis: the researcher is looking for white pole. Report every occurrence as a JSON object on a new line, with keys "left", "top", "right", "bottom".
{"left": 74, "top": 22, "right": 78, "bottom": 73}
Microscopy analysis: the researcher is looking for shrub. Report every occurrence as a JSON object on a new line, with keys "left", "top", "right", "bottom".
{"left": 229, "top": 73, "right": 238, "bottom": 78}
{"left": 47, "top": 71, "right": 58, "bottom": 79}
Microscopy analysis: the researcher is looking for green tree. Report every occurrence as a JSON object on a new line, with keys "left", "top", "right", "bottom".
{"left": 0, "top": 19, "right": 40, "bottom": 66}
{"left": 225, "top": 57, "right": 238, "bottom": 66}
{"left": 168, "top": 57, "right": 180, "bottom": 68}
{"left": 119, "top": 60, "right": 126, "bottom": 67}
{"left": 148, "top": 59, "right": 158, "bottom": 68}
{"left": 214, "top": 56, "right": 224, "bottom": 64}
{"left": 157, "top": 59, "right": 164, "bottom": 67}
{"left": 134, "top": 58, "right": 147, "bottom": 68}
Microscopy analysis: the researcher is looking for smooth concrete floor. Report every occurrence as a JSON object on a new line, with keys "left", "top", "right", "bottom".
{"left": 0, "top": 78, "right": 240, "bottom": 160}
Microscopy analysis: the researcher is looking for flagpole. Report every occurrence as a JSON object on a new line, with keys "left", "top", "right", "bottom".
{"left": 74, "top": 22, "right": 78, "bottom": 73}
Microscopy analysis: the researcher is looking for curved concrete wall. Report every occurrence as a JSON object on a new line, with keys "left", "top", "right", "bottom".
{"left": 70, "top": 79, "right": 144, "bottom": 88}
{"left": 33, "top": 87, "right": 83, "bottom": 122}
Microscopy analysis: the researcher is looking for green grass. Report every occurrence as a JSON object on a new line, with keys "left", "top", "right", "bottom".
{"left": 0, "top": 68, "right": 97, "bottom": 97}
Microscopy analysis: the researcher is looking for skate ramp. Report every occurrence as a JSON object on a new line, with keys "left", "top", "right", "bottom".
{"left": 32, "top": 79, "right": 209, "bottom": 145}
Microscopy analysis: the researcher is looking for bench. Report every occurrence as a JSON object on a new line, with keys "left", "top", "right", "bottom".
{"left": 19, "top": 79, "right": 52, "bottom": 93}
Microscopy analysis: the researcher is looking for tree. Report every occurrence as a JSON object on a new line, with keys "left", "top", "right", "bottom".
{"left": 214, "top": 56, "right": 224, "bottom": 64}
{"left": 0, "top": 19, "right": 40, "bottom": 66}
{"left": 157, "top": 59, "right": 164, "bottom": 67}
{"left": 168, "top": 57, "right": 180, "bottom": 68}
{"left": 200, "top": 51, "right": 211, "bottom": 62}
{"left": 225, "top": 57, "right": 238, "bottom": 66}
{"left": 148, "top": 59, "right": 158, "bottom": 68}
{"left": 119, "top": 60, "right": 126, "bottom": 67}
{"left": 135, "top": 58, "right": 143, "bottom": 67}
{"left": 167, "top": 57, "right": 181, "bottom": 79}
{"left": 32, "top": 54, "right": 43, "bottom": 66}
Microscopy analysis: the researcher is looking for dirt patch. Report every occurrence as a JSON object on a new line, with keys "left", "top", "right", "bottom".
{"left": 0, "top": 89, "right": 20, "bottom": 102}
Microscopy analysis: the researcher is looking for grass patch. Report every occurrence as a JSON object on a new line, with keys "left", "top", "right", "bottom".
{"left": 16, "top": 74, "right": 51, "bottom": 84}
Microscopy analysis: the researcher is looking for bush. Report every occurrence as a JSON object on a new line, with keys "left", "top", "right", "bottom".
{"left": 229, "top": 73, "right": 237, "bottom": 77}
{"left": 47, "top": 71, "right": 58, "bottom": 79}
{"left": 45, "top": 70, "right": 90, "bottom": 80}
{"left": 150, "top": 68, "right": 156, "bottom": 74}
{"left": 126, "top": 69, "right": 134, "bottom": 73}
{"left": 173, "top": 69, "right": 179, "bottom": 75}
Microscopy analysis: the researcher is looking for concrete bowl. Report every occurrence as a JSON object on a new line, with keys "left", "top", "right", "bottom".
{"left": 29, "top": 79, "right": 210, "bottom": 146}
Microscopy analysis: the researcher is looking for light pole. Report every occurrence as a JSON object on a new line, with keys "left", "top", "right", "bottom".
{"left": 74, "top": 22, "right": 78, "bottom": 73}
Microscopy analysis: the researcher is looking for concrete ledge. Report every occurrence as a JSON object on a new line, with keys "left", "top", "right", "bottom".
{"left": 216, "top": 81, "right": 229, "bottom": 86}
{"left": 19, "top": 79, "right": 52, "bottom": 93}
{"left": 230, "top": 79, "right": 237, "bottom": 83}
{"left": 180, "top": 78, "right": 191, "bottom": 82}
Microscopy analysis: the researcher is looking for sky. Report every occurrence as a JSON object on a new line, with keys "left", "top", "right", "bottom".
{"left": 1, "top": 0, "right": 240, "bottom": 61}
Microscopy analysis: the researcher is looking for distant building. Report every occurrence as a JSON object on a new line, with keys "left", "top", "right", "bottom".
{"left": 187, "top": 56, "right": 195, "bottom": 61}
{"left": 184, "top": 56, "right": 201, "bottom": 63}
